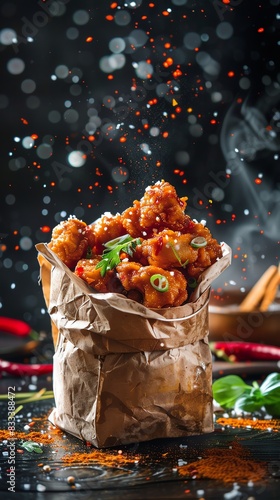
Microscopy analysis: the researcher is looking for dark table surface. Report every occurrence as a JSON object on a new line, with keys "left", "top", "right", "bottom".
{"left": 0, "top": 360, "right": 280, "bottom": 500}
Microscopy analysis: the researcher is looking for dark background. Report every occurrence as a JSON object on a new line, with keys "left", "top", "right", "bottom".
{"left": 0, "top": 0, "right": 279, "bottom": 335}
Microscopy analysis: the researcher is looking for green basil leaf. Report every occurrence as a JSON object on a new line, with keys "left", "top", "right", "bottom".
{"left": 264, "top": 402, "right": 280, "bottom": 417}
{"left": 261, "top": 386, "right": 280, "bottom": 405}
{"left": 234, "top": 393, "right": 265, "bottom": 413}
{"left": 21, "top": 441, "right": 43, "bottom": 453}
{"left": 212, "top": 375, "right": 251, "bottom": 409}
{"left": 260, "top": 372, "right": 280, "bottom": 395}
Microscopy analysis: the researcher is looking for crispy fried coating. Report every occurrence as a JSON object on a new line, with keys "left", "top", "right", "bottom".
{"left": 74, "top": 257, "right": 123, "bottom": 293}
{"left": 49, "top": 218, "right": 95, "bottom": 269}
{"left": 121, "top": 201, "right": 143, "bottom": 238}
{"left": 91, "top": 213, "right": 126, "bottom": 254}
{"left": 116, "top": 261, "right": 188, "bottom": 308}
{"left": 186, "top": 242, "right": 222, "bottom": 278}
{"left": 185, "top": 222, "right": 223, "bottom": 277}
{"left": 121, "top": 180, "right": 193, "bottom": 237}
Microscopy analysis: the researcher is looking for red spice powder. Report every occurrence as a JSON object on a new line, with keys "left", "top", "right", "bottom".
{"left": 62, "top": 449, "right": 139, "bottom": 467}
{"left": 178, "top": 442, "right": 267, "bottom": 483}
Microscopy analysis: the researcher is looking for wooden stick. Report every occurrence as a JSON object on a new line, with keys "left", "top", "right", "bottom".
{"left": 259, "top": 264, "right": 280, "bottom": 311}
{"left": 239, "top": 265, "right": 278, "bottom": 312}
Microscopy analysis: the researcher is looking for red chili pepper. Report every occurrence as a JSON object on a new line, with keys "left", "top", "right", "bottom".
{"left": 155, "top": 236, "right": 163, "bottom": 256}
{"left": 0, "top": 358, "right": 53, "bottom": 376}
{"left": 0, "top": 316, "right": 32, "bottom": 337}
{"left": 210, "top": 341, "right": 280, "bottom": 362}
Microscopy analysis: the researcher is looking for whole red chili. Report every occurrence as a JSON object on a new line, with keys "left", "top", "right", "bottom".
{"left": 0, "top": 316, "right": 32, "bottom": 337}
{"left": 0, "top": 359, "right": 53, "bottom": 376}
{"left": 211, "top": 341, "right": 280, "bottom": 362}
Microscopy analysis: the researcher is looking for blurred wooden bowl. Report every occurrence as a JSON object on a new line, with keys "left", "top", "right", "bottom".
{"left": 209, "top": 290, "right": 280, "bottom": 346}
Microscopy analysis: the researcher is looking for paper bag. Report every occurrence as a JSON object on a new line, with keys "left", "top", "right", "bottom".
{"left": 36, "top": 241, "right": 231, "bottom": 448}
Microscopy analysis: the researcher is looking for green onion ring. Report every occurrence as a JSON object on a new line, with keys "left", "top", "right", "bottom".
{"left": 188, "top": 277, "right": 197, "bottom": 288}
{"left": 150, "top": 274, "right": 169, "bottom": 292}
{"left": 190, "top": 236, "right": 207, "bottom": 248}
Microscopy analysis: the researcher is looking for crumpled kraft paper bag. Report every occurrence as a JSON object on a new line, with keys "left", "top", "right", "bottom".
{"left": 36, "top": 241, "right": 231, "bottom": 448}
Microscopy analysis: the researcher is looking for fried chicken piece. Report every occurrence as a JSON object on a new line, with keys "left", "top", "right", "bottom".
{"left": 121, "top": 180, "right": 194, "bottom": 238}
{"left": 140, "top": 224, "right": 222, "bottom": 278}
{"left": 186, "top": 241, "right": 223, "bottom": 278}
{"left": 140, "top": 229, "right": 199, "bottom": 269}
{"left": 75, "top": 257, "right": 124, "bottom": 294}
{"left": 116, "top": 261, "right": 188, "bottom": 308}
{"left": 184, "top": 222, "right": 223, "bottom": 278}
{"left": 91, "top": 212, "right": 127, "bottom": 254}
{"left": 49, "top": 217, "right": 95, "bottom": 269}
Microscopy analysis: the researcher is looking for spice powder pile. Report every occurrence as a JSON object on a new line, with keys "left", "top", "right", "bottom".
{"left": 178, "top": 442, "right": 267, "bottom": 483}
{"left": 216, "top": 417, "right": 280, "bottom": 432}
{"left": 62, "top": 449, "right": 139, "bottom": 467}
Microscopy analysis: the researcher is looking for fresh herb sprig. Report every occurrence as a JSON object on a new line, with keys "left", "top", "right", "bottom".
{"left": 212, "top": 372, "right": 280, "bottom": 417}
{"left": 95, "top": 234, "right": 141, "bottom": 277}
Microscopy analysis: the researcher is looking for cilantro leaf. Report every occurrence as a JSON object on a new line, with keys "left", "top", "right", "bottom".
{"left": 95, "top": 234, "right": 141, "bottom": 277}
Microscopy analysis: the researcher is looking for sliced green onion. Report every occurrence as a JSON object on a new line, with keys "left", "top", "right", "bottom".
{"left": 150, "top": 274, "right": 169, "bottom": 292}
{"left": 190, "top": 236, "right": 207, "bottom": 248}
{"left": 188, "top": 277, "right": 197, "bottom": 288}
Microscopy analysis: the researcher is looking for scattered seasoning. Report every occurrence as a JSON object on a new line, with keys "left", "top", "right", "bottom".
{"left": 0, "top": 428, "right": 61, "bottom": 443}
{"left": 216, "top": 417, "right": 280, "bottom": 431}
{"left": 62, "top": 449, "right": 139, "bottom": 467}
{"left": 178, "top": 442, "right": 267, "bottom": 483}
